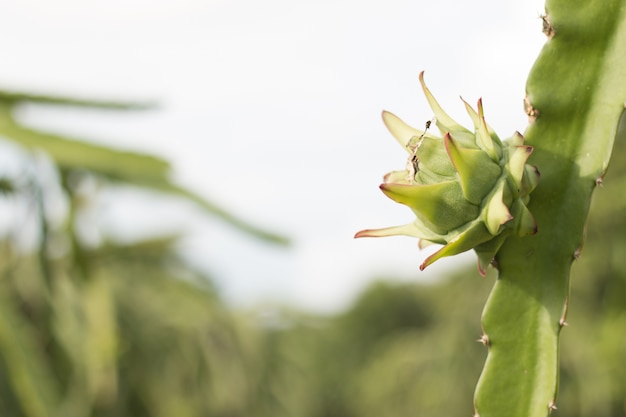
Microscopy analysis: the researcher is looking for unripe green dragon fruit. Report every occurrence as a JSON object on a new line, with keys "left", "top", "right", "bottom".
{"left": 355, "top": 72, "right": 540, "bottom": 275}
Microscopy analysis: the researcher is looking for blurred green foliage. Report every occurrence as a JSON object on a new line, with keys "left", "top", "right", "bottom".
{"left": 0, "top": 91, "right": 281, "bottom": 417}
{"left": 0, "top": 89, "right": 623, "bottom": 417}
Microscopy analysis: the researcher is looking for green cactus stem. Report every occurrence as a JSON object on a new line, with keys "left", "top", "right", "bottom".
{"left": 355, "top": 72, "right": 539, "bottom": 275}
{"left": 474, "top": 1, "right": 626, "bottom": 416}
{"left": 356, "top": 0, "right": 626, "bottom": 415}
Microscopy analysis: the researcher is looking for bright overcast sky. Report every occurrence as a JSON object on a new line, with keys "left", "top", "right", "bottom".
{"left": 0, "top": 0, "right": 546, "bottom": 312}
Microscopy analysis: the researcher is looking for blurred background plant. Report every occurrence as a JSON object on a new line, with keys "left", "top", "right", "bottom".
{"left": 0, "top": 87, "right": 623, "bottom": 417}
{"left": 0, "top": 92, "right": 284, "bottom": 417}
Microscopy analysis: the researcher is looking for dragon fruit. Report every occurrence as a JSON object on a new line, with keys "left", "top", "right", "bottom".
{"left": 355, "top": 72, "right": 539, "bottom": 275}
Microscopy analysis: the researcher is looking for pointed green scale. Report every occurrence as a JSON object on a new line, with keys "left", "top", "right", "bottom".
{"left": 444, "top": 133, "right": 502, "bottom": 205}
{"left": 462, "top": 96, "right": 503, "bottom": 146}
{"left": 483, "top": 181, "right": 513, "bottom": 235}
{"left": 418, "top": 238, "right": 438, "bottom": 249}
{"left": 416, "top": 137, "right": 456, "bottom": 177}
{"left": 381, "top": 110, "right": 426, "bottom": 152}
{"left": 447, "top": 130, "right": 480, "bottom": 149}
{"left": 511, "top": 199, "right": 538, "bottom": 237}
{"left": 354, "top": 221, "right": 442, "bottom": 242}
{"left": 461, "top": 97, "right": 481, "bottom": 127}
{"left": 476, "top": 99, "right": 498, "bottom": 160}
{"left": 420, "top": 221, "right": 492, "bottom": 270}
{"left": 383, "top": 170, "right": 410, "bottom": 184}
{"left": 474, "top": 232, "right": 510, "bottom": 276}
{"left": 506, "top": 131, "right": 525, "bottom": 147}
{"left": 414, "top": 166, "right": 445, "bottom": 185}
{"left": 380, "top": 181, "right": 479, "bottom": 233}
{"left": 521, "top": 164, "right": 541, "bottom": 196}
{"left": 419, "top": 72, "right": 470, "bottom": 135}
{"left": 507, "top": 145, "right": 534, "bottom": 192}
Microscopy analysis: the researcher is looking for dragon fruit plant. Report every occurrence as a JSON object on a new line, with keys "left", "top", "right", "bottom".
{"left": 356, "top": 0, "right": 626, "bottom": 415}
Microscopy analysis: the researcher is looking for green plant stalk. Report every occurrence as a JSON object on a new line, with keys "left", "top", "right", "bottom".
{"left": 474, "top": 1, "right": 626, "bottom": 416}
{"left": 0, "top": 287, "right": 58, "bottom": 417}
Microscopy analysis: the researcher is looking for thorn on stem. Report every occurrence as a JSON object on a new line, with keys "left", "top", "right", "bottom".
{"left": 540, "top": 14, "right": 555, "bottom": 38}
{"left": 573, "top": 246, "right": 582, "bottom": 260}
{"left": 477, "top": 334, "right": 490, "bottom": 347}
{"left": 490, "top": 258, "right": 499, "bottom": 270}
{"left": 548, "top": 401, "right": 558, "bottom": 413}
{"left": 524, "top": 96, "right": 539, "bottom": 122}
{"left": 559, "top": 297, "right": 569, "bottom": 328}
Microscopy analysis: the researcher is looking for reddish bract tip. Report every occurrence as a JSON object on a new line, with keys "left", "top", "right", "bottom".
{"left": 354, "top": 230, "right": 370, "bottom": 239}
{"left": 442, "top": 132, "right": 457, "bottom": 169}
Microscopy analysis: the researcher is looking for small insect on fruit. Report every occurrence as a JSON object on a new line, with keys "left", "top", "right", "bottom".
{"left": 406, "top": 118, "right": 434, "bottom": 183}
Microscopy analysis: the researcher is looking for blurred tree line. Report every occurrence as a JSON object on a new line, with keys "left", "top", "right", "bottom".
{"left": 0, "top": 91, "right": 623, "bottom": 417}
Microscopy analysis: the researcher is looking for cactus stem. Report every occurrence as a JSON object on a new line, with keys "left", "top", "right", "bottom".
{"left": 540, "top": 14, "right": 555, "bottom": 39}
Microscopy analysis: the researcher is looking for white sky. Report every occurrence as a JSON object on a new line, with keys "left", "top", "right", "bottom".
{"left": 0, "top": 0, "right": 546, "bottom": 312}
